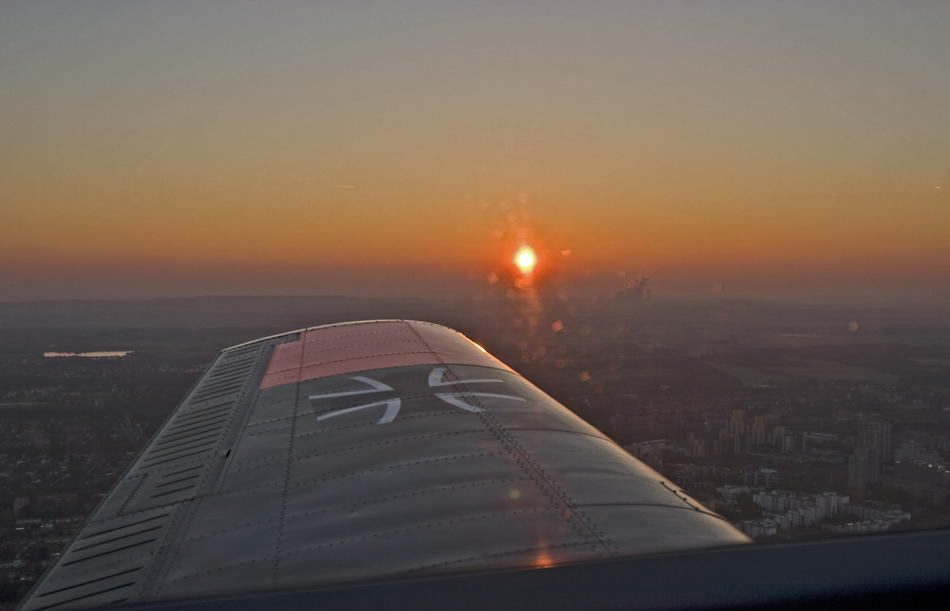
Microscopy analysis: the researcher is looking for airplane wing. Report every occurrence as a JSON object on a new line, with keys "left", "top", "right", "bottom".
{"left": 19, "top": 320, "right": 748, "bottom": 611}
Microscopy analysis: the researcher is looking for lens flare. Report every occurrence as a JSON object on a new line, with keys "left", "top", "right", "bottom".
{"left": 515, "top": 247, "right": 536, "bottom": 273}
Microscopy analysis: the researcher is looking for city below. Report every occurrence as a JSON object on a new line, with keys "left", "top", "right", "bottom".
{"left": 0, "top": 294, "right": 948, "bottom": 608}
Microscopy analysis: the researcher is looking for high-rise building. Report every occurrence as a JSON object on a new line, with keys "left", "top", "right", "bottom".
{"left": 751, "top": 416, "right": 767, "bottom": 446}
{"left": 863, "top": 421, "right": 893, "bottom": 464}
{"left": 864, "top": 447, "right": 880, "bottom": 484}
{"left": 814, "top": 492, "right": 843, "bottom": 517}
{"left": 729, "top": 410, "right": 748, "bottom": 437}
{"left": 692, "top": 439, "right": 706, "bottom": 458}
{"left": 849, "top": 449, "right": 868, "bottom": 489}
{"left": 849, "top": 447, "right": 880, "bottom": 489}
{"left": 849, "top": 420, "right": 891, "bottom": 488}
{"left": 859, "top": 430, "right": 883, "bottom": 476}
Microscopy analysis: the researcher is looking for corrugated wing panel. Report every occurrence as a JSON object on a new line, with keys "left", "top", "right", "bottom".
{"left": 19, "top": 338, "right": 283, "bottom": 611}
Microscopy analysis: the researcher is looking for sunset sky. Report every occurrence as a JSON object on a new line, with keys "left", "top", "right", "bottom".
{"left": 1, "top": 1, "right": 948, "bottom": 300}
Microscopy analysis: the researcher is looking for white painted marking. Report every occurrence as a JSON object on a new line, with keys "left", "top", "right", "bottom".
{"left": 434, "top": 394, "right": 483, "bottom": 413}
{"left": 310, "top": 376, "right": 401, "bottom": 424}
{"left": 435, "top": 392, "right": 526, "bottom": 413}
{"left": 427, "top": 367, "right": 503, "bottom": 387}
{"left": 378, "top": 399, "right": 402, "bottom": 424}
{"left": 308, "top": 376, "right": 393, "bottom": 400}
{"left": 310, "top": 372, "right": 520, "bottom": 425}
{"left": 317, "top": 399, "right": 402, "bottom": 425}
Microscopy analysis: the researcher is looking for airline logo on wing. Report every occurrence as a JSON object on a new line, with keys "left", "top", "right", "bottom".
{"left": 309, "top": 367, "right": 524, "bottom": 424}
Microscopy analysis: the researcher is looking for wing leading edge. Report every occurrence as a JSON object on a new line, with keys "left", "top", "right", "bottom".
{"left": 20, "top": 320, "right": 749, "bottom": 611}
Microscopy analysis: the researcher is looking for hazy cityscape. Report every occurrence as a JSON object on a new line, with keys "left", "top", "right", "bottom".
{"left": 1, "top": 1, "right": 948, "bottom": 608}
{"left": 0, "top": 294, "right": 948, "bottom": 608}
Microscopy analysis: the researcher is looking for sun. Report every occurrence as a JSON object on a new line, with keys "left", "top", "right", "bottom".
{"left": 515, "top": 247, "right": 536, "bottom": 273}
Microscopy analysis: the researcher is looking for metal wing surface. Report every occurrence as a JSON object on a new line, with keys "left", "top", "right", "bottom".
{"left": 20, "top": 320, "right": 749, "bottom": 611}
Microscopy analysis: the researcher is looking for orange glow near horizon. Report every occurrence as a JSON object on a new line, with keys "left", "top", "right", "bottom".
{"left": 0, "top": 3, "right": 948, "bottom": 300}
